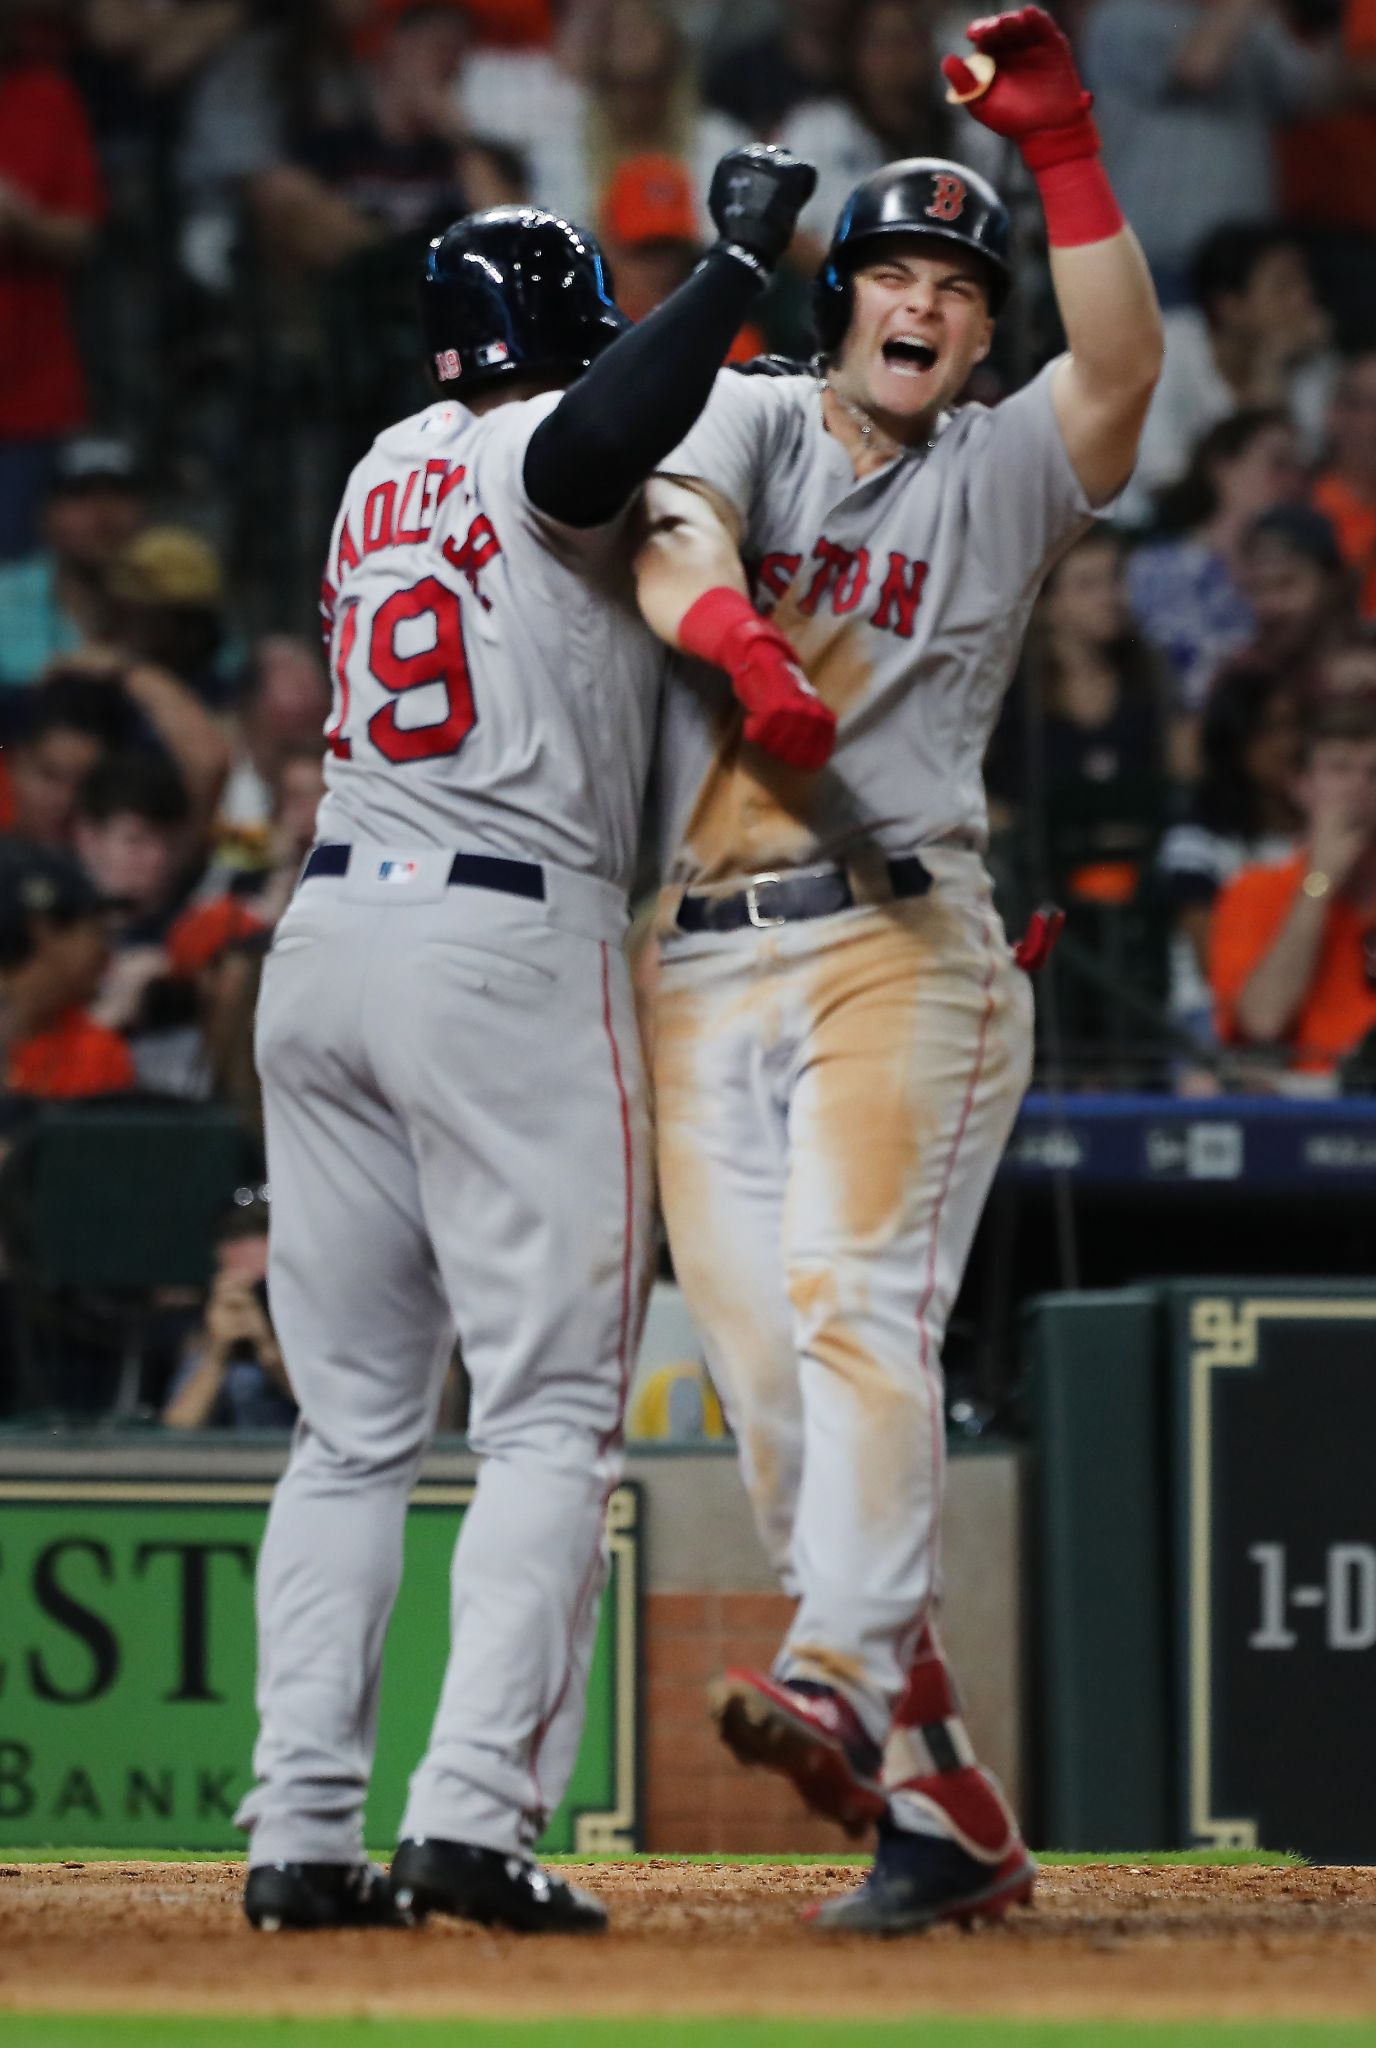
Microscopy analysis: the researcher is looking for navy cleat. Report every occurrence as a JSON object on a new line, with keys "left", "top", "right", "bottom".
{"left": 806, "top": 1815, "right": 1036, "bottom": 1934}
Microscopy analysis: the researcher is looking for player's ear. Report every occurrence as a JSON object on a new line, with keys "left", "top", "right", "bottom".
{"left": 972, "top": 313, "right": 995, "bottom": 367}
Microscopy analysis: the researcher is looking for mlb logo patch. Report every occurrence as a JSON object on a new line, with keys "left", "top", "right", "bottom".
{"left": 377, "top": 860, "right": 419, "bottom": 884}
{"left": 477, "top": 341, "right": 510, "bottom": 369}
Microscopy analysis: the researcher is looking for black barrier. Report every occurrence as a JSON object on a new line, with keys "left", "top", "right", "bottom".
{"left": 1030, "top": 1281, "right": 1376, "bottom": 1860}
{"left": 1172, "top": 1288, "right": 1376, "bottom": 1863}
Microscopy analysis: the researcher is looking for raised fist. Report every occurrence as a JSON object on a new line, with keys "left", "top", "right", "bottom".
{"left": 709, "top": 145, "right": 818, "bottom": 274}
{"left": 943, "top": 7, "right": 1092, "bottom": 145}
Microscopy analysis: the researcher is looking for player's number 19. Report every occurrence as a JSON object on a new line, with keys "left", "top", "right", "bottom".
{"left": 326, "top": 578, "right": 477, "bottom": 765}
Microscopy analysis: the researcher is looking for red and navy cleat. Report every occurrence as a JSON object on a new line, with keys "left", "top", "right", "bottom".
{"left": 707, "top": 1669, "right": 887, "bottom": 1837}
{"left": 805, "top": 1815, "right": 1037, "bottom": 1934}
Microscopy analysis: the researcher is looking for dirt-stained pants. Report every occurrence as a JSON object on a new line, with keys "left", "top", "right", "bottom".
{"left": 653, "top": 861, "right": 1033, "bottom": 1747}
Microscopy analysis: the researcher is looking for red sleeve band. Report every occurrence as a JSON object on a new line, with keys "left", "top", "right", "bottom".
{"left": 679, "top": 586, "right": 777, "bottom": 668}
{"left": 1021, "top": 113, "right": 1125, "bottom": 251}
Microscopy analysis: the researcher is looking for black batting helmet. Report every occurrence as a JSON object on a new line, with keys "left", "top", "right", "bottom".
{"left": 422, "top": 206, "right": 629, "bottom": 396}
{"left": 812, "top": 159, "right": 1012, "bottom": 354}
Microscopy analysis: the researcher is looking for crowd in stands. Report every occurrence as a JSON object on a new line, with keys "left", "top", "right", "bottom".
{"left": 0, "top": 0, "right": 1373, "bottom": 1416}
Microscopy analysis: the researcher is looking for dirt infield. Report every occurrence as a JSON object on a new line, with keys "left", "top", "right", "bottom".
{"left": 2, "top": 1861, "right": 1375, "bottom": 2023}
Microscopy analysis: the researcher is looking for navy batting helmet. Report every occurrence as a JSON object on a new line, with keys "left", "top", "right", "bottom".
{"left": 422, "top": 206, "right": 629, "bottom": 396}
{"left": 812, "top": 159, "right": 1012, "bottom": 354}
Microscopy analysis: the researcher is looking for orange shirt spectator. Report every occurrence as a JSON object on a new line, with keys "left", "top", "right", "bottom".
{"left": 1211, "top": 851, "right": 1376, "bottom": 1071}
{"left": 166, "top": 893, "right": 266, "bottom": 979}
{"left": 0, "top": 839, "right": 133, "bottom": 1096}
{"left": 1210, "top": 701, "right": 1376, "bottom": 1072}
{"left": 1313, "top": 471, "right": 1376, "bottom": 619}
{"left": 1312, "top": 352, "right": 1376, "bottom": 621}
{"left": 8, "top": 1006, "right": 133, "bottom": 1097}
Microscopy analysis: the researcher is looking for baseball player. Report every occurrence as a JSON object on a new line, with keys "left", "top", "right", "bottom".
{"left": 236, "top": 148, "right": 825, "bottom": 1936}
{"left": 633, "top": 7, "right": 1163, "bottom": 1932}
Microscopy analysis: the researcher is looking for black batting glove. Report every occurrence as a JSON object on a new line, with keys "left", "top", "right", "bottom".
{"left": 708, "top": 145, "right": 817, "bottom": 277}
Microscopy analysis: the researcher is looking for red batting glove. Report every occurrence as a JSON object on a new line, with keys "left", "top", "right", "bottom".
{"left": 943, "top": 7, "right": 1123, "bottom": 246}
{"left": 679, "top": 589, "right": 837, "bottom": 772}
{"left": 943, "top": 7, "right": 1098, "bottom": 166}
{"left": 733, "top": 630, "right": 837, "bottom": 771}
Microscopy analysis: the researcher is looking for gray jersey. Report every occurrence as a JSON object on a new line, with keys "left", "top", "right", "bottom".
{"left": 653, "top": 362, "right": 1093, "bottom": 887}
{"left": 317, "top": 395, "right": 669, "bottom": 894}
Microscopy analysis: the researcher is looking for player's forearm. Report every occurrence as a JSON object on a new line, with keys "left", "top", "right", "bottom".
{"left": 526, "top": 144, "right": 816, "bottom": 527}
{"left": 634, "top": 478, "right": 749, "bottom": 649}
{"left": 1049, "top": 227, "right": 1163, "bottom": 404}
{"left": 1232, "top": 897, "right": 1327, "bottom": 1045}
{"left": 633, "top": 478, "right": 836, "bottom": 771}
{"left": 523, "top": 247, "right": 764, "bottom": 528}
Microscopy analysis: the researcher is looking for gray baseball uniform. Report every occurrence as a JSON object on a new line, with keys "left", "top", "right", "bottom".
{"left": 650, "top": 363, "right": 1091, "bottom": 1773}
{"left": 236, "top": 394, "right": 660, "bottom": 1866}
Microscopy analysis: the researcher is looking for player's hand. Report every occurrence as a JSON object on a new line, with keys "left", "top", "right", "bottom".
{"left": 943, "top": 7, "right": 1092, "bottom": 142}
{"left": 727, "top": 624, "right": 837, "bottom": 772}
{"left": 708, "top": 145, "right": 817, "bottom": 275}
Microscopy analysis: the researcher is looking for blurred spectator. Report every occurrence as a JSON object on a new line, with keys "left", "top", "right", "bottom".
{"left": 1080, "top": 0, "right": 1339, "bottom": 300}
{"left": 161, "top": 1196, "right": 295, "bottom": 1429}
{"left": 601, "top": 153, "right": 764, "bottom": 358}
{"left": 0, "top": 675, "right": 124, "bottom": 846}
{"left": 1127, "top": 408, "right": 1306, "bottom": 717}
{"left": 1158, "top": 667, "right": 1303, "bottom": 1039}
{"left": 179, "top": 0, "right": 518, "bottom": 295}
{"left": 1210, "top": 695, "right": 1376, "bottom": 1075}
{"left": 780, "top": 0, "right": 949, "bottom": 262}
{"left": 1278, "top": 0, "right": 1376, "bottom": 246}
{"left": 376, "top": 0, "right": 553, "bottom": 48}
{"left": 1122, "top": 223, "right": 1334, "bottom": 523}
{"left": 148, "top": 739, "right": 326, "bottom": 1107}
{"left": 196, "top": 916, "right": 266, "bottom": 1126}
{"left": 0, "top": 436, "right": 147, "bottom": 694}
{"left": 73, "top": 752, "right": 193, "bottom": 1046}
{"left": 187, "top": 742, "right": 323, "bottom": 939}
{"left": 461, "top": 0, "right": 747, "bottom": 240}
{"left": 0, "top": 839, "right": 134, "bottom": 1098}
{"left": 43, "top": 639, "right": 232, "bottom": 822}
{"left": 74, "top": 750, "right": 191, "bottom": 938}
{"left": 1313, "top": 350, "right": 1376, "bottom": 618}
{"left": 220, "top": 633, "right": 329, "bottom": 835}
{"left": 1315, "top": 623, "right": 1376, "bottom": 700}
{"left": 986, "top": 526, "right": 1178, "bottom": 903}
{"left": 702, "top": 0, "right": 851, "bottom": 136}
{"left": 1232, "top": 502, "right": 1355, "bottom": 694}
{"left": 104, "top": 523, "right": 229, "bottom": 705}
{"left": 76, "top": 0, "right": 248, "bottom": 145}
{"left": 0, "top": 5, "right": 106, "bottom": 560}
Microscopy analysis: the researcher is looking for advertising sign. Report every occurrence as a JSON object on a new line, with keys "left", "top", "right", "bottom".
{"left": 0, "top": 1478, "right": 640, "bottom": 1853}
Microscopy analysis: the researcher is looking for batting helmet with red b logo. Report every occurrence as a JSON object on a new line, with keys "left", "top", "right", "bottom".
{"left": 812, "top": 157, "right": 1012, "bottom": 354}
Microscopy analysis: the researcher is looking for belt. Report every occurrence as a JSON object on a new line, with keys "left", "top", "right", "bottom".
{"left": 676, "top": 855, "right": 931, "bottom": 934}
{"left": 301, "top": 842, "right": 546, "bottom": 901}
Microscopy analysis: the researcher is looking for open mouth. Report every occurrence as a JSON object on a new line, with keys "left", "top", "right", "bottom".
{"left": 882, "top": 336, "right": 938, "bottom": 377}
